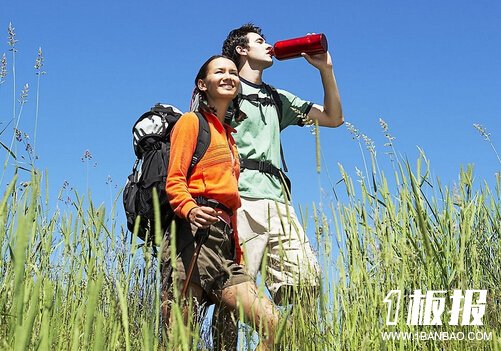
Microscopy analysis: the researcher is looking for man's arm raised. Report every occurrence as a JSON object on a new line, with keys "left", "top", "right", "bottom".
{"left": 302, "top": 51, "right": 343, "bottom": 128}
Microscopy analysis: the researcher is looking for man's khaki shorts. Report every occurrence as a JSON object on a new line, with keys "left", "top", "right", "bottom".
{"left": 237, "top": 197, "right": 320, "bottom": 300}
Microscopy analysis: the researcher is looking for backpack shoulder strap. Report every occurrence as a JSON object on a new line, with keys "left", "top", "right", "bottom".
{"left": 263, "top": 83, "right": 289, "bottom": 172}
{"left": 238, "top": 81, "right": 289, "bottom": 173}
{"left": 188, "top": 112, "right": 211, "bottom": 177}
{"left": 262, "top": 83, "right": 283, "bottom": 124}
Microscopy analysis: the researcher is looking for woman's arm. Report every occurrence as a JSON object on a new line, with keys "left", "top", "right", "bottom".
{"left": 166, "top": 113, "right": 199, "bottom": 218}
{"left": 166, "top": 112, "right": 220, "bottom": 228}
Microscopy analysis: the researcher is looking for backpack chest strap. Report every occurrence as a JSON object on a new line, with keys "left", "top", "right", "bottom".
{"left": 238, "top": 93, "right": 275, "bottom": 107}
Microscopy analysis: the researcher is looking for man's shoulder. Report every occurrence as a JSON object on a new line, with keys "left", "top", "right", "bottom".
{"left": 260, "top": 82, "right": 295, "bottom": 99}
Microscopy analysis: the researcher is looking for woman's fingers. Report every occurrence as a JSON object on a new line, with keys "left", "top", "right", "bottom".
{"left": 189, "top": 206, "right": 219, "bottom": 228}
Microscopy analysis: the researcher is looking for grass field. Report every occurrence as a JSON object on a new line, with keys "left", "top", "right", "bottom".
{"left": 0, "top": 153, "right": 500, "bottom": 350}
{"left": 1, "top": 24, "right": 500, "bottom": 350}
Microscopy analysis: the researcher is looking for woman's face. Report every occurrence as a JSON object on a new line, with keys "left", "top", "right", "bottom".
{"left": 197, "top": 57, "right": 239, "bottom": 103}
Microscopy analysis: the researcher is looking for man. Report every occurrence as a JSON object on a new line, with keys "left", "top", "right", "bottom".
{"left": 213, "top": 23, "right": 343, "bottom": 349}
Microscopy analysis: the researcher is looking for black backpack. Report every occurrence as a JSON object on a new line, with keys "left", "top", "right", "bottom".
{"left": 123, "top": 104, "right": 210, "bottom": 245}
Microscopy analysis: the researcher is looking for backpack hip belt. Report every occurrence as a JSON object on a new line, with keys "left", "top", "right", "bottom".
{"left": 240, "top": 159, "right": 291, "bottom": 197}
{"left": 193, "top": 196, "right": 233, "bottom": 217}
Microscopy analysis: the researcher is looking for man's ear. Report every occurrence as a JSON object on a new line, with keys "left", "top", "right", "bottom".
{"left": 197, "top": 78, "right": 207, "bottom": 92}
{"left": 236, "top": 45, "right": 247, "bottom": 56}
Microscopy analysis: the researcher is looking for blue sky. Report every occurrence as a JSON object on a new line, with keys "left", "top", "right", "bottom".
{"left": 1, "top": 1, "right": 500, "bottom": 236}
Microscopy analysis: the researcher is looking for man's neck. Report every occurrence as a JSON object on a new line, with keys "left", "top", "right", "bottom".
{"left": 239, "top": 64, "right": 264, "bottom": 85}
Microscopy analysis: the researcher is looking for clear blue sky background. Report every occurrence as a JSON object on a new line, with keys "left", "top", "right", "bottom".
{"left": 1, "top": 1, "right": 500, "bottom": 237}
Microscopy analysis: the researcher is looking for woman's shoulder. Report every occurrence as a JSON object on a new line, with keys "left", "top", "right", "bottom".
{"left": 179, "top": 111, "right": 214, "bottom": 128}
{"left": 176, "top": 111, "right": 202, "bottom": 127}
{"left": 179, "top": 111, "right": 199, "bottom": 121}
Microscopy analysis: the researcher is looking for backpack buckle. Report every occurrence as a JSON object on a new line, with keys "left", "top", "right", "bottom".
{"left": 258, "top": 160, "right": 272, "bottom": 174}
{"left": 132, "top": 159, "right": 140, "bottom": 172}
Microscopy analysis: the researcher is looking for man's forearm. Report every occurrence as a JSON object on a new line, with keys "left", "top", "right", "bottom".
{"left": 319, "top": 66, "right": 343, "bottom": 126}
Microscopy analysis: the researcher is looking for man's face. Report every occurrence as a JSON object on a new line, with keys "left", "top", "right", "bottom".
{"left": 243, "top": 32, "right": 273, "bottom": 68}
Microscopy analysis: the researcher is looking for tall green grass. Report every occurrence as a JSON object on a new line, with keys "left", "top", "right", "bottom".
{"left": 0, "top": 171, "right": 162, "bottom": 350}
{"left": 0, "top": 154, "right": 499, "bottom": 350}
{"left": 326, "top": 159, "right": 500, "bottom": 350}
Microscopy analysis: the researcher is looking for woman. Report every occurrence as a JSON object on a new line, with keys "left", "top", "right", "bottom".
{"left": 163, "top": 55, "right": 279, "bottom": 351}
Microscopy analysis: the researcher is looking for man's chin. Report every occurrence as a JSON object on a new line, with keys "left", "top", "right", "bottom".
{"left": 263, "top": 59, "right": 274, "bottom": 69}
{"left": 249, "top": 59, "right": 274, "bottom": 71}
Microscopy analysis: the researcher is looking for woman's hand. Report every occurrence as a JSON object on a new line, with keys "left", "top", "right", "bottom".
{"left": 187, "top": 206, "right": 220, "bottom": 229}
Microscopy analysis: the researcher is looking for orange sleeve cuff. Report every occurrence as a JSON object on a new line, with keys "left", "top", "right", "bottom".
{"left": 179, "top": 201, "right": 198, "bottom": 220}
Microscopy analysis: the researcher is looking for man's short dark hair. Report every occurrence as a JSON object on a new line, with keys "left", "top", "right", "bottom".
{"left": 222, "top": 23, "right": 264, "bottom": 68}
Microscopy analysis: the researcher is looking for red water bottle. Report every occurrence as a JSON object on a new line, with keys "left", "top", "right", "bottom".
{"left": 272, "top": 33, "right": 328, "bottom": 61}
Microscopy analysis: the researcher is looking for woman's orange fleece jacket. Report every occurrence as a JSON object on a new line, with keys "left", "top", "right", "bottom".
{"left": 166, "top": 111, "right": 242, "bottom": 260}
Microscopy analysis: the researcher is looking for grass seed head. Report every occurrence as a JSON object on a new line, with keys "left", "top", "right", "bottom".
{"left": 15, "top": 128, "right": 22, "bottom": 142}
{"left": 19, "top": 83, "right": 29, "bottom": 104}
{"left": 35, "top": 47, "right": 46, "bottom": 75}
{"left": 7, "top": 23, "right": 18, "bottom": 50}
{"left": 0, "top": 53, "right": 6, "bottom": 83}
{"left": 362, "top": 134, "right": 376, "bottom": 155}
{"left": 345, "top": 122, "right": 360, "bottom": 140}
{"left": 473, "top": 123, "right": 491, "bottom": 142}
{"left": 81, "top": 149, "right": 93, "bottom": 162}
{"left": 379, "top": 118, "right": 388, "bottom": 132}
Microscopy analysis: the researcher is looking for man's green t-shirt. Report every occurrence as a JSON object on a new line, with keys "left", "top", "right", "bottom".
{"left": 231, "top": 77, "right": 313, "bottom": 202}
